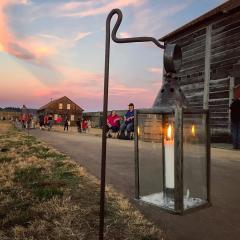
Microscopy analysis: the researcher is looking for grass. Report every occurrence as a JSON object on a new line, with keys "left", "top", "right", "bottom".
{"left": 0, "top": 155, "right": 13, "bottom": 163}
{"left": 0, "top": 121, "right": 166, "bottom": 240}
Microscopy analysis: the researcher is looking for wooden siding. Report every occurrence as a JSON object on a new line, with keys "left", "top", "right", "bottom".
{"left": 163, "top": 8, "right": 240, "bottom": 142}
{"left": 168, "top": 27, "right": 206, "bottom": 110}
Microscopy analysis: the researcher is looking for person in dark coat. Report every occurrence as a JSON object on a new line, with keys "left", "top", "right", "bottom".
{"left": 64, "top": 118, "right": 69, "bottom": 131}
{"left": 76, "top": 118, "right": 82, "bottom": 132}
{"left": 39, "top": 114, "right": 44, "bottom": 130}
{"left": 230, "top": 97, "right": 240, "bottom": 149}
{"left": 119, "top": 103, "right": 134, "bottom": 140}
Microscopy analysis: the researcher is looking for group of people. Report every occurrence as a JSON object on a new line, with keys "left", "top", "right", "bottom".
{"left": 38, "top": 114, "right": 54, "bottom": 131}
{"left": 35, "top": 103, "right": 135, "bottom": 140}
{"left": 18, "top": 113, "right": 36, "bottom": 129}
{"left": 14, "top": 97, "right": 240, "bottom": 147}
{"left": 106, "top": 103, "right": 134, "bottom": 140}
{"left": 38, "top": 114, "right": 91, "bottom": 133}
{"left": 75, "top": 118, "right": 91, "bottom": 133}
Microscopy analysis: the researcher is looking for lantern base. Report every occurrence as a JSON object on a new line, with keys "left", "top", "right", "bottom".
{"left": 141, "top": 192, "right": 207, "bottom": 212}
{"left": 164, "top": 187, "right": 174, "bottom": 199}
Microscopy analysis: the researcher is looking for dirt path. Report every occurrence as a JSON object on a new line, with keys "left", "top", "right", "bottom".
{"left": 30, "top": 129, "right": 240, "bottom": 240}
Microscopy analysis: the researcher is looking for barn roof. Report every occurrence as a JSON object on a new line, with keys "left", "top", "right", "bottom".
{"left": 159, "top": 0, "right": 240, "bottom": 41}
{"left": 38, "top": 96, "right": 84, "bottom": 111}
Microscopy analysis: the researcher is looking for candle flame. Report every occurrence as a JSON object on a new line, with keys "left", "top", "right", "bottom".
{"left": 137, "top": 126, "right": 140, "bottom": 136}
{"left": 167, "top": 124, "right": 173, "bottom": 140}
{"left": 191, "top": 124, "right": 196, "bottom": 137}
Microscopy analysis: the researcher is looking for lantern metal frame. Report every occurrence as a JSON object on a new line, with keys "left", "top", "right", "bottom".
{"left": 134, "top": 107, "right": 211, "bottom": 215}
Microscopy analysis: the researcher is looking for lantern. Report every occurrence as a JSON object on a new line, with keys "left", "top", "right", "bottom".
{"left": 134, "top": 46, "right": 211, "bottom": 214}
{"left": 134, "top": 81, "right": 211, "bottom": 214}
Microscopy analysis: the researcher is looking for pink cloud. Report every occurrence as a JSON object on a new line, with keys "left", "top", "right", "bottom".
{"left": 119, "top": 32, "right": 131, "bottom": 38}
{"left": 30, "top": 64, "right": 155, "bottom": 110}
{"left": 38, "top": 31, "right": 92, "bottom": 49}
{"left": 132, "top": 1, "right": 190, "bottom": 36}
{"left": 0, "top": 1, "right": 53, "bottom": 66}
{"left": 0, "top": 2, "right": 91, "bottom": 70}
{"left": 58, "top": 0, "right": 144, "bottom": 18}
{"left": 59, "top": 1, "right": 94, "bottom": 11}
{"left": 148, "top": 67, "right": 162, "bottom": 74}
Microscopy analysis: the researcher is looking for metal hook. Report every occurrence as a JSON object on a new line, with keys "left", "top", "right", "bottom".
{"left": 107, "top": 8, "right": 165, "bottom": 49}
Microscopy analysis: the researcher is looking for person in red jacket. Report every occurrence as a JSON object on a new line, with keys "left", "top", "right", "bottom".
{"left": 82, "top": 118, "right": 88, "bottom": 133}
{"left": 107, "top": 110, "right": 121, "bottom": 138}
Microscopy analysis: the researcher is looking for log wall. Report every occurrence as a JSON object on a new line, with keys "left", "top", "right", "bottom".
{"left": 164, "top": 8, "right": 240, "bottom": 142}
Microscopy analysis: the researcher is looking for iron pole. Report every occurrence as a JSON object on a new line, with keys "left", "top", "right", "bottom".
{"left": 99, "top": 8, "right": 164, "bottom": 240}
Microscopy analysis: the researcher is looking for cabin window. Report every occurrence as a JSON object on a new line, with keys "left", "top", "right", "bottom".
{"left": 71, "top": 115, "right": 74, "bottom": 121}
{"left": 67, "top": 104, "right": 71, "bottom": 110}
{"left": 59, "top": 103, "right": 63, "bottom": 109}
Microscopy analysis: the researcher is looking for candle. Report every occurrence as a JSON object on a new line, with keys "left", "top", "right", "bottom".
{"left": 164, "top": 124, "right": 175, "bottom": 189}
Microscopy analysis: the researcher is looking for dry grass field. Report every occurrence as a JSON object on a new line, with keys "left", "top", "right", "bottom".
{"left": 0, "top": 121, "right": 165, "bottom": 240}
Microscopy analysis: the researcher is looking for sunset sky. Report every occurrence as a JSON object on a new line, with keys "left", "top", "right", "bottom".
{"left": 0, "top": 0, "right": 224, "bottom": 111}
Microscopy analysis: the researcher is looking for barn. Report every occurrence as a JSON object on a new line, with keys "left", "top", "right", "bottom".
{"left": 158, "top": 0, "right": 240, "bottom": 142}
{"left": 37, "top": 96, "right": 83, "bottom": 125}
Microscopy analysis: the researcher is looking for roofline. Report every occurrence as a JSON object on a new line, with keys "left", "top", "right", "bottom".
{"left": 159, "top": 0, "right": 240, "bottom": 42}
{"left": 64, "top": 96, "right": 84, "bottom": 111}
{"left": 38, "top": 96, "right": 84, "bottom": 111}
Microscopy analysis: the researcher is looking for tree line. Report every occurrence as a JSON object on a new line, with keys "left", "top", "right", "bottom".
{"left": 0, "top": 107, "right": 21, "bottom": 112}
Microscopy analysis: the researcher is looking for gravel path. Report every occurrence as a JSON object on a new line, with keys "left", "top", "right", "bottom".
{"left": 30, "top": 129, "right": 240, "bottom": 240}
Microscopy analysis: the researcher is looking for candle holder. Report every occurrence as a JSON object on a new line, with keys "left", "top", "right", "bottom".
{"left": 134, "top": 72, "right": 211, "bottom": 214}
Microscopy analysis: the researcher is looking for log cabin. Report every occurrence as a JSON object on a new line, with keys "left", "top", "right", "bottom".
{"left": 157, "top": 0, "right": 240, "bottom": 142}
{"left": 37, "top": 96, "right": 83, "bottom": 125}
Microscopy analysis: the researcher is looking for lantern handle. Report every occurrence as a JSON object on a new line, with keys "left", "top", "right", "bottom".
{"left": 108, "top": 8, "right": 165, "bottom": 49}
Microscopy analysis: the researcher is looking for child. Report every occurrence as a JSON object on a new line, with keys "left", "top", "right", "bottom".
{"left": 82, "top": 119, "right": 88, "bottom": 133}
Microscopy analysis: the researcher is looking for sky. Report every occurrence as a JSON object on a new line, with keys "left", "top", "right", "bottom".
{"left": 0, "top": 0, "right": 225, "bottom": 111}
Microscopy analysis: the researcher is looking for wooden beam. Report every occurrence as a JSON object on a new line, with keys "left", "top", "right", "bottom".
{"left": 203, "top": 24, "right": 212, "bottom": 109}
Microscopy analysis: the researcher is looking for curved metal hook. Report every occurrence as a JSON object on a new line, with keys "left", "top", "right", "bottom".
{"left": 107, "top": 8, "right": 164, "bottom": 49}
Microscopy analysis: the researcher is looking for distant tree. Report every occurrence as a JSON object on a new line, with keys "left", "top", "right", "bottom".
{"left": 3, "top": 107, "right": 21, "bottom": 112}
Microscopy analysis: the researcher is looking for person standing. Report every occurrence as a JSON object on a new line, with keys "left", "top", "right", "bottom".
{"left": 230, "top": 97, "right": 240, "bottom": 149}
{"left": 87, "top": 119, "right": 92, "bottom": 133}
{"left": 82, "top": 119, "right": 88, "bottom": 133}
{"left": 119, "top": 103, "right": 134, "bottom": 140}
{"left": 48, "top": 114, "right": 54, "bottom": 131}
{"left": 44, "top": 114, "right": 48, "bottom": 129}
{"left": 39, "top": 114, "right": 44, "bottom": 130}
{"left": 64, "top": 118, "right": 69, "bottom": 131}
{"left": 76, "top": 118, "right": 82, "bottom": 132}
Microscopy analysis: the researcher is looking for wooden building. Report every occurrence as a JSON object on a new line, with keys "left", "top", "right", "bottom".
{"left": 158, "top": 0, "right": 240, "bottom": 142}
{"left": 0, "top": 111, "right": 21, "bottom": 121}
{"left": 37, "top": 96, "right": 83, "bottom": 125}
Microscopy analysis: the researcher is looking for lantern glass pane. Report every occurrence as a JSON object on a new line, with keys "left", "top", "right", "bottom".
{"left": 137, "top": 112, "right": 176, "bottom": 211}
{"left": 183, "top": 113, "right": 208, "bottom": 210}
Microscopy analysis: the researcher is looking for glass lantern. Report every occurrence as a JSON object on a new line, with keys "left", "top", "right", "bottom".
{"left": 134, "top": 75, "right": 211, "bottom": 214}
{"left": 134, "top": 108, "right": 211, "bottom": 214}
